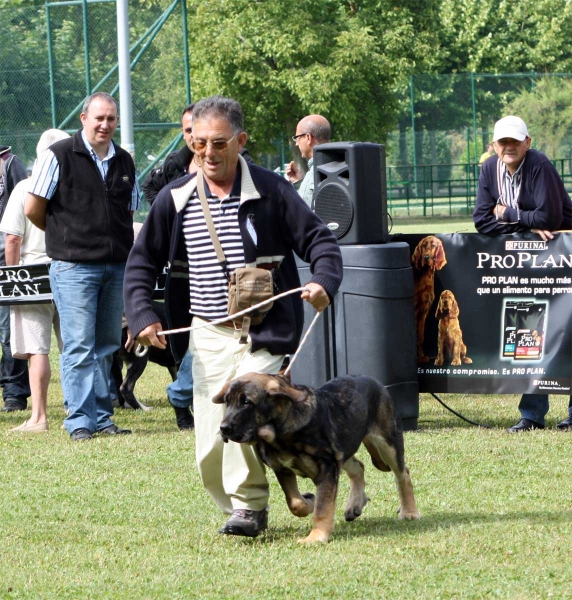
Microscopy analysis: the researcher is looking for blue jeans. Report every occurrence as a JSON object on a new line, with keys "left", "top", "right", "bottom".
{"left": 166, "top": 349, "right": 194, "bottom": 409}
{"left": 50, "top": 261, "right": 125, "bottom": 434}
{"left": 0, "top": 304, "right": 30, "bottom": 402}
{"left": 518, "top": 394, "right": 572, "bottom": 426}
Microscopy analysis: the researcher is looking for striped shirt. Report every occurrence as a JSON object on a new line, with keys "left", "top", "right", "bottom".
{"left": 496, "top": 157, "right": 524, "bottom": 223}
{"left": 182, "top": 183, "right": 245, "bottom": 320}
{"left": 29, "top": 131, "right": 141, "bottom": 210}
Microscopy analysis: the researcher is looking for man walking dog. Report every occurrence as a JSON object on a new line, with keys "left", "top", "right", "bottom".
{"left": 124, "top": 95, "right": 342, "bottom": 537}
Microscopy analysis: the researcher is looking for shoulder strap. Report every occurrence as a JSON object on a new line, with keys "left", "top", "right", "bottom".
{"left": 196, "top": 169, "right": 229, "bottom": 278}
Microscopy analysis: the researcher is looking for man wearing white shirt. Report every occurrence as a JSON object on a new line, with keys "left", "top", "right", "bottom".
{"left": 0, "top": 129, "right": 69, "bottom": 433}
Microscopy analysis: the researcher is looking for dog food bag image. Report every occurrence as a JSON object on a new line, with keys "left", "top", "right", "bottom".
{"left": 514, "top": 302, "right": 547, "bottom": 361}
{"left": 501, "top": 301, "right": 533, "bottom": 358}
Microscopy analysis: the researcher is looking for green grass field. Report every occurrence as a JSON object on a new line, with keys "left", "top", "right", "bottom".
{"left": 1, "top": 216, "right": 571, "bottom": 599}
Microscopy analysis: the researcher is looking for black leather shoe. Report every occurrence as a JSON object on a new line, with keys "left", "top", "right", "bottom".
{"left": 2, "top": 397, "right": 27, "bottom": 412}
{"left": 219, "top": 507, "right": 269, "bottom": 537}
{"left": 506, "top": 418, "right": 545, "bottom": 433}
{"left": 173, "top": 405, "right": 194, "bottom": 431}
{"left": 98, "top": 423, "right": 132, "bottom": 435}
{"left": 556, "top": 415, "right": 572, "bottom": 430}
{"left": 70, "top": 428, "right": 93, "bottom": 441}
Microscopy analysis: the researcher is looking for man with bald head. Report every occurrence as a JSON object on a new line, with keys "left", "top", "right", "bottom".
{"left": 286, "top": 114, "right": 331, "bottom": 208}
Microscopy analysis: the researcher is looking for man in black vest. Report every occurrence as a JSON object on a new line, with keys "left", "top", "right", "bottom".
{"left": 25, "top": 92, "right": 141, "bottom": 441}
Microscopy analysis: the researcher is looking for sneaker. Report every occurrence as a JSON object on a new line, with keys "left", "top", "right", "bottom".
{"left": 218, "top": 506, "right": 269, "bottom": 537}
{"left": 173, "top": 405, "right": 194, "bottom": 431}
{"left": 2, "top": 397, "right": 27, "bottom": 412}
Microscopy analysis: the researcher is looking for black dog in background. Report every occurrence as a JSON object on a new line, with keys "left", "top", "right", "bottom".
{"left": 111, "top": 301, "right": 178, "bottom": 410}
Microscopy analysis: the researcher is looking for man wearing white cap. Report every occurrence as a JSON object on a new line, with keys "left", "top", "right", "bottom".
{"left": 473, "top": 115, "right": 572, "bottom": 432}
{"left": 474, "top": 115, "right": 572, "bottom": 238}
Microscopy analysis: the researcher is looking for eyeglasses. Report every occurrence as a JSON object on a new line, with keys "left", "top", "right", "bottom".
{"left": 291, "top": 133, "right": 309, "bottom": 142}
{"left": 190, "top": 134, "right": 236, "bottom": 152}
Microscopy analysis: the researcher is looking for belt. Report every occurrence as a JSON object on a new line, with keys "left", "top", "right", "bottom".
{"left": 213, "top": 318, "right": 242, "bottom": 329}
{"left": 212, "top": 316, "right": 249, "bottom": 343}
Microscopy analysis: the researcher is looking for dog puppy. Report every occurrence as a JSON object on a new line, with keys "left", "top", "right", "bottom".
{"left": 213, "top": 373, "right": 419, "bottom": 544}
{"left": 434, "top": 289, "right": 472, "bottom": 366}
{"left": 412, "top": 235, "right": 447, "bottom": 363}
{"left": 111, "top": 300, "right": 177, "bottom": 409}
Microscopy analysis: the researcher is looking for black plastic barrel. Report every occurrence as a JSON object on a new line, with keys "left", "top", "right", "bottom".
{"left": 293, "top": 242, "right": 419, "bottom": 430}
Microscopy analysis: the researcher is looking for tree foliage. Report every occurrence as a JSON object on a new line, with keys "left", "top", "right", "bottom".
{"left": 507, "top": 77, "right": 572, "bottom": 158}
{"left": 437, "top": 0, "right": 572, "bottom": 73}
{"left": 174, "top": 0, "right": 441, "bottom": 154}
{"left": 2, "top": 0, "right": 572, "bottom": 162}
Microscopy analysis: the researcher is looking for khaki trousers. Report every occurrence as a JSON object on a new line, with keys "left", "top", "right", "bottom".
{"left": 189, "top": 317, "right": 284, "bottom": 514}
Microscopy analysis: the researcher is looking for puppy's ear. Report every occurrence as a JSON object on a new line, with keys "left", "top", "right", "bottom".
{"left": 268, "top": 381, "right": 306, "bottom": 405}
{"left": 212, "top": 381, "right": 230, "bottom": 404}
{"left": 435, "top": 239, "right": 447, "bottom": 270}
{"left": 411, "top": 242, "right": 422, "bottom": 269}
{"left": 435, "top": 297, "right": 444, "bottom": 319}
{"left": 277, "top": 369, "right": 291, "bottom": 383}
{"left": 450, "top": 297, "right": 460, "bottom": 318}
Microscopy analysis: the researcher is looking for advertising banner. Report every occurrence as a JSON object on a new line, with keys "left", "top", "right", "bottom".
{"left": 0, "top": 262, "right": 168, "bottom": 305}
{"left": 0, "top": 263, "right": 52, "bottom": 305}
{"left": 398, "top": 232, "right": 572, "bottom": 395}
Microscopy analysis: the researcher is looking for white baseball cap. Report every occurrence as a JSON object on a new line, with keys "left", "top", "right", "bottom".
{"left": 492, "top": 116, "right": 529, "bottom": 142}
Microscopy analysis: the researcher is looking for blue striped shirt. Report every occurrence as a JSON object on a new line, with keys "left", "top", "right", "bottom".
{"left": 30, "top": 131, "right": 141, "bottom": 210}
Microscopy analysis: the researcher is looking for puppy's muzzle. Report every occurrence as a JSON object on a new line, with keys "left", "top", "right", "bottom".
{"left": 219, "top": 423, "right": 256, "bottom": 445}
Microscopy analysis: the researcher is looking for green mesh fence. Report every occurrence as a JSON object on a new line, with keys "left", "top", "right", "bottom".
{"left": 1, "top": 2, "right": 571, "bottom": 217}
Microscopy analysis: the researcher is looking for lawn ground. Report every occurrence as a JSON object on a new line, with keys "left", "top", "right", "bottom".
{"left": 1, "top": 216, "right": 570, "bottom": 599}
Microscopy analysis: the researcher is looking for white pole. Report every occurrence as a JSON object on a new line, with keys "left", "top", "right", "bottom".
{"left": 116, "top": 0, "right": 135, "bottom": 157}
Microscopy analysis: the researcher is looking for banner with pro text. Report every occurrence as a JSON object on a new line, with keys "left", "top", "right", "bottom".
{"left": 0, "top": 262, "right": 168, "bottom": 305}
{"left": 398, "top": 232, "right": 572, "bottom": 394}
{"left": 0, "top": 263, "right": 52, "bottom": 304}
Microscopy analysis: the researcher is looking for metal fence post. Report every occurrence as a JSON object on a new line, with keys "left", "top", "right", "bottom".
{"left": 82, "top": 0, "right": 92, "bottom": 96}
{"left": 410, "top": 75, "right": 418, "bottom": 196}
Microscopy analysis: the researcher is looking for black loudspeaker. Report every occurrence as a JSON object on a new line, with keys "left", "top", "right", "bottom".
{"left": 312, "top": 142, "right": 388, "bottom": 244}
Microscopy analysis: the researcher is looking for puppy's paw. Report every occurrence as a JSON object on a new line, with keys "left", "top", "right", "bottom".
{"left": 290, "top": 493, "right": 315, "bottom": 518}
{"left": 298, "top": 528, "right": 329, "bottom": 544}
{"left": 344, "top": 491, "right": 369, "bottom": 522}
{"left": 398, "top": 507, "right": 420, "bottom": 520}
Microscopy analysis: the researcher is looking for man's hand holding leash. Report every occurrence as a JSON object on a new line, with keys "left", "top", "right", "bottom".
{"left": 137, "top": 322, "right": 167, "bottom": 350}
{"left": 301, "top": 282, "right": 330, "bottom": 312}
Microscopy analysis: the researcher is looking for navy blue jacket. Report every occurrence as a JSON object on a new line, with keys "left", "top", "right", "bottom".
{"left": 473, "top": 149, "right": 572, "bottom": 234}
{"left": 124, "top": 156, "right": 343, "bottom": 361}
